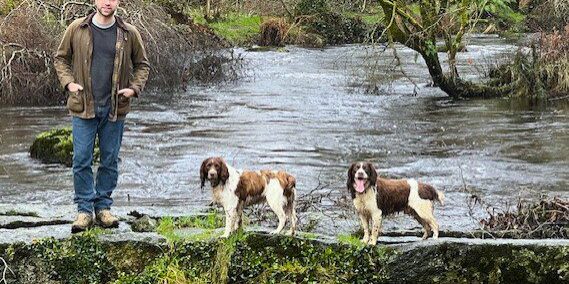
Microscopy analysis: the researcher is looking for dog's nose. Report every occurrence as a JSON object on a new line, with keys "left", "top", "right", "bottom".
{"left": 208, "top": 173, "right": 217, "bottom": 179}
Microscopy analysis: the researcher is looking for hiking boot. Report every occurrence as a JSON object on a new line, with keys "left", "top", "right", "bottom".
{"left": 96, "top": 209, "right": 119, "bottom": 228}
{"left": 71, "top": 212, "right": 93, "bottom": 233}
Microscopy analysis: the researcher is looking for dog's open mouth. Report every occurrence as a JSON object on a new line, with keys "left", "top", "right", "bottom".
{"left": 355, "top": 177, "right": 367, "bottom": 193}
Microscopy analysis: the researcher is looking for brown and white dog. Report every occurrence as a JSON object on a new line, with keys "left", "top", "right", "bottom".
{"left": 347, "top": 162, "right": 445, "bottom": 245}
{"left": 200, "top": 157, "right": 297, "bottom": 237}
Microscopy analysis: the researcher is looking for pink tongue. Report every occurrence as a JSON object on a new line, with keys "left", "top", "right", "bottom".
{"left": 355, "top": 180, "right": 366, "bottom": 193}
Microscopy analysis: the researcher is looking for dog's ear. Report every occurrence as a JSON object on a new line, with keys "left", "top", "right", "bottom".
{"left": 219, "top": 158, "right": 230, "bottom": 184}
{"left": 366, "top": 162, "right": 378, "bottom": 186}
{"left": 200, "top": 158, "right": 210, "bottom": 188}
{"left": 347, "top": 163, "right": 357, "bottom": 199}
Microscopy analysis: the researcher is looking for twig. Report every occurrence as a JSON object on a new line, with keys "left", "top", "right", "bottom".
{"left": 0, "top": 257, "right": 15, "bottom": 284}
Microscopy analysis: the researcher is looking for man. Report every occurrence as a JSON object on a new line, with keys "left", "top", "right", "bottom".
{"left": 54, "top": 0, "right": 150, "bottom": 233}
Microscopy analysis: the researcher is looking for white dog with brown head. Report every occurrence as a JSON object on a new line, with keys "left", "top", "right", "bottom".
{"left": 347, "top": 162, "right": 445, "bottom": 245}
{"left": 200, "top": 157, "right": 297, "bottom": 237}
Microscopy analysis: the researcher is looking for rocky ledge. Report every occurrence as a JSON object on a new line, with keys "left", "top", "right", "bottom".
{"left": 1, "top": 204, "right": 568, "bottom": 283}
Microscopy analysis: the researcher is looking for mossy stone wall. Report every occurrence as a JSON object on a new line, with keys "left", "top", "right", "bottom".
{"left": 2, "top": 233, "right": 569, "bottom": 283}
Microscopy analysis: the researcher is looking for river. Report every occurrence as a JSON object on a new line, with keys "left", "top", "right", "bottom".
{"left": 1, "top": 34, "right": 567, "bottom": 234}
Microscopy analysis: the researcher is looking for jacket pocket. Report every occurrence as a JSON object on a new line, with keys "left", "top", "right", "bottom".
{"left": 66, "top": 91, "right": 84, "bottom": 112}
{"left": 117, "top": 94, "right": 130, "bottom": 115}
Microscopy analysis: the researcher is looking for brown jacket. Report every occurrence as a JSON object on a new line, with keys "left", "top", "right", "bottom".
{"left": 54, "top": 12, "right": 150, "bottom": 121}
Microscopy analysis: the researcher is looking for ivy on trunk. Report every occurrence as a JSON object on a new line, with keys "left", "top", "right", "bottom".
{"left": 378, "top": 0, "right": 513, "bottom": 98}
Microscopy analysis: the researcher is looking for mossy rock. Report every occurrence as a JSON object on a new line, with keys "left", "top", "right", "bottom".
{"left": 3, "top": 232, "right": 569, "bottom": 283}
{"left": 29, "top": 128, "right": 99, "bottom": 167}
{"left": 131, "top": 215, "right": 158, "bottom": 232}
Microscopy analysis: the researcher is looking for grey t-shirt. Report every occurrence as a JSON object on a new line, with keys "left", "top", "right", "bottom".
{"left": 90, "top": 18, "right": 117, "bottom": 108}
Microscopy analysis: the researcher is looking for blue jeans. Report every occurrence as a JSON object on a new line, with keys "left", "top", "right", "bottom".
{"left": 72, "top": 105, "right": 124, "bottom": 214}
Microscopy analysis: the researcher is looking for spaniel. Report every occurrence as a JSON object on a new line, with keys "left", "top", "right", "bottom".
{"left": 347, "top": 162, "right": 444, "bottom": 245}
{"left": 200, "top": 157, "right": 297, "bottom": 237}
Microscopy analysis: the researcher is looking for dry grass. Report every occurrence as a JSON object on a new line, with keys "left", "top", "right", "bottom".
{"left": 538, "top": 25, "right": 569, "bottom": 97}
{"left": 259, "top": 17, "right": 289, "bottom": 46}
{"left": 489, "top": 24, "right": 569, "bottom": 99}
{"left": 480, "top": 197, "right": 569, "bottom": 238}
{"left": 526, "top": 0, "right": 569, "bottom": 32}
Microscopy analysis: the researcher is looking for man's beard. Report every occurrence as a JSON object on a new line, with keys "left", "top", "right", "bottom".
{"left": 96, "top": 6, "right": 116, "bottom": 18}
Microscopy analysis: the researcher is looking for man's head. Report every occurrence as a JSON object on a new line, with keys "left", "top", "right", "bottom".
{"left": 94, "top": 0, "right": 119, "bottom": 18}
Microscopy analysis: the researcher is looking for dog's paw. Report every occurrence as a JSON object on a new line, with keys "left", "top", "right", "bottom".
{"left": 221, "top": 233, "right": 230, "bottom": 238}
{"left": 368, "top": 239, "right": 377, "bottom": 246}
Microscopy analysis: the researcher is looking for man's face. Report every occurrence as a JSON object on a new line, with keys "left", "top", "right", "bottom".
{"left": 95, "top": 0, "right": 119, "bottom": 18}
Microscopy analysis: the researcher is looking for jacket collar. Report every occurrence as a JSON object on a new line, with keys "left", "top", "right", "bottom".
{"left": 80, "top": 11, "right": 128, "bottom": 31}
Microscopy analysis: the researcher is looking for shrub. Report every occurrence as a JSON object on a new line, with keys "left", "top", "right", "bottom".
{"left": 259, "top": 17, "right": 289, "bottom": 46}
{"left": 294, "top": 0, "right": 330, "bottom": 16}
{"left": 490, "top": 25, "right": 569, "bottom": 98}
{"left": 0, "top": 0, "right": 236, "bottom": 106}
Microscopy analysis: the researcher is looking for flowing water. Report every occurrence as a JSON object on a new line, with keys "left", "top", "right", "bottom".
{"left": 1, "top": 34, "right": 568, "bottom": 234}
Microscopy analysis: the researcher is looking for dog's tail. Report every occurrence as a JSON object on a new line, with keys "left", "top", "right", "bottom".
{"left": 418, "top": 183, "right": 445, "bottom": 206}
{"left": 436, "top": 190, "right": 445, "bottom": 206}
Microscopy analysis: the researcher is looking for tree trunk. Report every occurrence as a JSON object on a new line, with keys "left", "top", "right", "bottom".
{"left": 419, "top": 48, "right": 512, "bottom": 98}
{"left": 377, "top": 0, "right": 512, "bottom": 99}
{"left": 205, "top": 0, "right": 211, "bottom": 21}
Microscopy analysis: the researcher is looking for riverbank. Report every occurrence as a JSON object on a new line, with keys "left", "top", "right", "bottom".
{"left": 1, "top": 205, "right": 568, "bottom": 283}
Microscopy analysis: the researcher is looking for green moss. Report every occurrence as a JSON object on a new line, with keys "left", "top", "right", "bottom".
{"left": 0, "top": 0, "right": 20, "bottom": 15}
{"left": 156, "top": 214, "right": 224, "bottom": 243}
{"left": 29, "top": 127, "right": 100, "bottom": 167}
{"left": 189, "top": 8, "right": 207, "bottom": 25}
{"left": 176, "top": 214, "right": 225, "bottom": 229}
{"left": 114, "top": 236, "right": 229, "bottom": 283}
{"left": 4, "top": 231, "right": 569, "bottom": 283}
{"left": 207, "top": 13, "right": 262, "bottom": 45}
{"left": 389, "top": 243, "right": 569, "bottom": 283}
{"left": 337, "top": 234, "right": 365, "bottom": 248}
{"left": 229, "top": 234, "right": 394, "bottom": 283}
{"left": 104, "top": 241, "right": 162, "bottom": 275}
{"left": 0, "top": 210, "right": 39, "bottom": 217}
{"left": 28, "top": 231, "right": 116, "bottom": 283}
{"left": 187, "top": 9, "right": 262, "bottom": 45}
{"left": 156, "top": 217, "right": 180, "bottom": 243}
